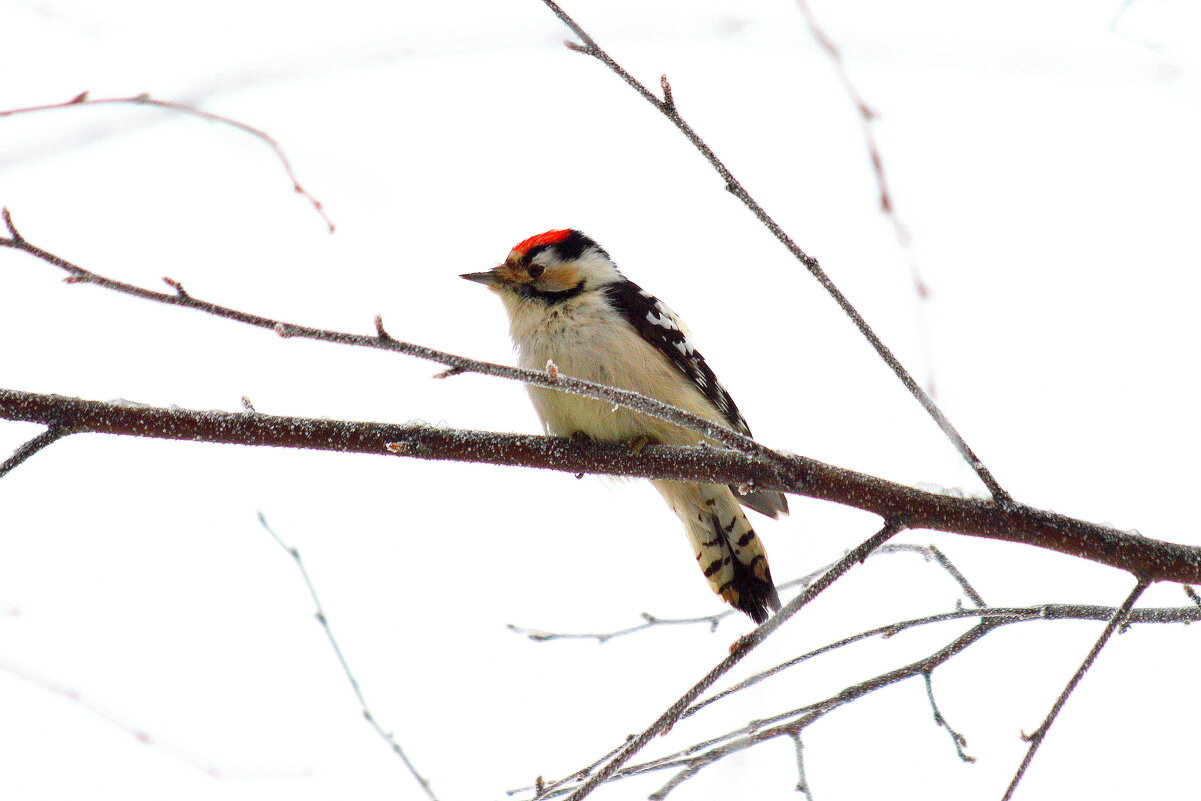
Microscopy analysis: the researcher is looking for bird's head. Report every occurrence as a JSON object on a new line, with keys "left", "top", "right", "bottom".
{"left": 461, "top": 229, "right": 619, "bottom": 304}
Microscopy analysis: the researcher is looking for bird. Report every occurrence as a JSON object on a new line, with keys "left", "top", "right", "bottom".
{"left": 462, "top": 229, "right": 786, "bottom": 623}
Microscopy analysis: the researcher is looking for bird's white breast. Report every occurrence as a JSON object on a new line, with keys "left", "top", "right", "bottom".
{"left": 503, "top": 291, "right": 726, "bottom": 444}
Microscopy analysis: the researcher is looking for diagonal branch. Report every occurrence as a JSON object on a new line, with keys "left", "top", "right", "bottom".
{"left": 258, "top": 514, "right": 438, "bottom": 801}
{"left": 0, "top": 92, "right": 334, "bottom": 232}
{"left": 538, "top": 0, "right": 1009, "bottom": 504}
{"left": 557, "top": 520, "right": 903, "bottom": 801}
{"left": 516, "top": 598, "right": 1201, "bottom": 799}
{"left": 0, "top": 424, "right": 71, "bottom": 479}
{"left": 1001, "top": 576, "right": 1152, "bottom": 800}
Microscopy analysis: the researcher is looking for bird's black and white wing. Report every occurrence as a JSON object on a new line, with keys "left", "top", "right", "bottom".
{"left": 602, "top": 279, "right": 789, "bottom": 519}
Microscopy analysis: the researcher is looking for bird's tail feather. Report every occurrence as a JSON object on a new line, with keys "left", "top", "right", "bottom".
{"left": 653, "top": 480, "right": 781, "bottom": 623}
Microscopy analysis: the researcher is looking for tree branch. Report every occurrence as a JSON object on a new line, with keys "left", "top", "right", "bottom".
{"left": 0, "top": 210, "right": 788, "bottom": 471}
{"left": 557, "top": 521, "right": 902, "bottom": 801}
{"left": 0, "top": 388, "right": 1187, "bottom": 581}
{"left": 258, "top": 514, "right": 438, "bottom": 801}
{"left": 0, "top": 424, "right": 71, "bottom": 478}
{"left": 514, "top": 594, "right": 1200, "bottom": 799}
{"left": 4, "top": 387, "right": 1198, "bottom": 584}
{"left": 1002, "top": 576, "right": 1151, "bottom": 800}
{"left": 538, "top": 0, "right": 1009, "bottom": 504}
{"left": 0, "top": 92, "right": 334, "bottom": 232}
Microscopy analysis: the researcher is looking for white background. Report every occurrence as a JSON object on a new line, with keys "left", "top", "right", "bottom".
{"left": 1, "top": 1, "right": 1199, "bottom": 799}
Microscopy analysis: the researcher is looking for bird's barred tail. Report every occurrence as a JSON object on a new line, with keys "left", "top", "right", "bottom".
{"left": 653, "top": 480, "right": 781, "bottom": 623}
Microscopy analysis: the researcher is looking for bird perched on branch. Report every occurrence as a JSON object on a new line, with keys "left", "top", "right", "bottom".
{"left": 462, "top": 229, "right": 786, "bottom": 622}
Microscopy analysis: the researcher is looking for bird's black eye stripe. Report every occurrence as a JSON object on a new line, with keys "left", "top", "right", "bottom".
{"left": 528, "top": 263, "right": 545, "bottom": 279}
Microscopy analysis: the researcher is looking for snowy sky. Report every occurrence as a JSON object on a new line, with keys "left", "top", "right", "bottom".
{"left": 2, "top": 1, "right": 1200, "bottom": 800}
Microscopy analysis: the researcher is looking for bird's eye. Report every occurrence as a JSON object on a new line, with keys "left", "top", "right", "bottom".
{"left": 527, "top": 264, "right": 545, "bottom": 279}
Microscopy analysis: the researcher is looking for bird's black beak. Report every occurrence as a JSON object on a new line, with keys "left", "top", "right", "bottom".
{"left": 460, "top": 270, "right": 497, "bottom": 286}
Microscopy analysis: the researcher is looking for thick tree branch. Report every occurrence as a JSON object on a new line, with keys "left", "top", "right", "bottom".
{"left": 539, "top": 0, "right": 1008, "bottom": 504}
{"left": 3, "top": 388, "right": 1198, "bottom": 584}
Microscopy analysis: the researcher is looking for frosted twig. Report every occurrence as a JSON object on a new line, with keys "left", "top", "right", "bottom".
{"left": 1002, "top": 576, "right": 1151, "bottom": 801}
{"left": 923, "top": 671, "right": 974, "bottom": 762}
{"left": 926, "top": 545, "right": 986, "bottom": 607}
{"left": 509, "top": 544, "right": 984, "bottom": 643}
{"left": 789, "top": 732, "right": 814, "bottom": 800}
{"left": 506, "top": 597, "right": 1201, "bottom": 799}
{"left": 0, "top": 92, "right": 334, "bottom": 232}
{"left": 508, "top": 610, "right": 727, "bottom": 643}
{"left": 258, "top": 513, "right": 439, "bottom": 801}
{"left": 0, "top": 424, "right": 70, "bottom": 479}
{"left": 556, "top": 521, "right": 902, "bottom": 801}
{"left": 681, "top": 599, "right": 1201, "bottom": 723}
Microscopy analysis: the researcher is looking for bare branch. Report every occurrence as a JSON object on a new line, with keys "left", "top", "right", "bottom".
{"left": 559, "top": 521, "right": 902, "bottom": 801}
{"left": 923, "top": 671, "right": 974, "bottom": 763}
{"left": 793, "top": 0, "right": 938, "bottom": 395}
{"left": 4, "top": 388, "right": 1201, "bottom": 585}
{"left": 0, "top": 221, "right": 788, "bottom": 470}
{"left": 530, "top": 616, "right": 1000, "bottom": 799}
{"left": 0, "top": 424, "right": 71, "bottom": 479}
{"left": 1002, "top": 576, "right": 1151, "bottom": 801}
{"left": 789, "top": 732, "right": 814, "bottom": 800}
{"left": 926, "top": 544, "right": 987, "bottom": 607}
{"left": 538, "top": 0, "right": 1007, "bottom": 503}
{"left": 0, "top": 656, "right": 223, "bottom": 776}
{"left": 258, "top": 514, "right": 438, "bottom": 800}
{"left": 510, "top": 544, "right": 987, "bottom": 643}
{"left": 0, "top": 92, "right": 334, "bottom": 232}
{"left": 524, "top": 594, "right": 1201, "bottom": 798}
{"left": 518, "top": 598, "right": 1201, "bottom": 797}
{"left": 674, "top": 599, "right": 1201, "bottom": 726}
{"left": 508, "top": 610, "right": 726, "bottom": 644}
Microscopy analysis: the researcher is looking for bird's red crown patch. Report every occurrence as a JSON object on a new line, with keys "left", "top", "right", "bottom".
{"left": 512, "top": 229, "right": 573, "bottom": 255}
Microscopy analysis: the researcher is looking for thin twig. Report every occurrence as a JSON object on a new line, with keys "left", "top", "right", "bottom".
{"left": 508, "top": 610, "right": 727, "bottom": 643}
{"left": 0, "top": 656, "right": 224, "bottom": 776}
{"left": 510, "top": 544, "right": 984, "bottom": 643}
{"left": 1001, "top": 576, "right": 1152, "bottom": 801}
{"left": 0, "top": 424, "right": 70, "bottom": 479}
{"left": 926, "top": 545, "right": 987, "bottom": 607}
{"left": 538, "top": 0, "right": 1009, "bottom": 504}
{"left": 257, "top": 513, "right": 438, "bottom": 801}
{"left": 789, "top": 732, "right": 814, "bottom": 800}
{"left": 684, "top": 596, "right": 1201, "bottom": 723}
{"left": 559, "top": 521, "right": 903, "bottom": 801}
{"left": 0, "top": 92, "right": 334, "bottom": 232}
{"left": 531, "top": 617, "right": 1003, "bottom": 800}
{"left": 0, "top": 210, "right": 790, "bottom": 473}
{"left": 511, "top": 598, "right": 1200, "bottom": 799}
{"left": 794, "top": 0, "right": 938, "bottom": 397}
{"left": 923, "top": 671, "right": 974, "bottom": 762}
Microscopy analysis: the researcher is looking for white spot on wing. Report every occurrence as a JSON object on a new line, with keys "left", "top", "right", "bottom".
{"left": 646, "top": 310, "right": 679, "bottom": 330}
